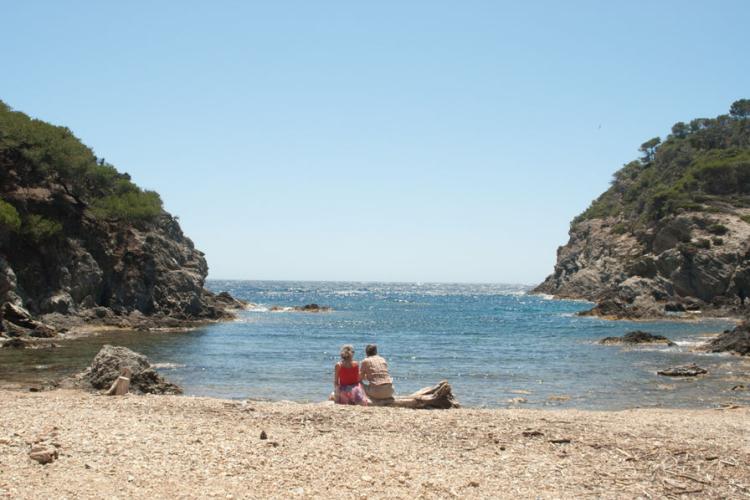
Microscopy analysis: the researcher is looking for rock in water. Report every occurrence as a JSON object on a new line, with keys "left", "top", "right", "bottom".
{"left": 657, "top": 364, "right": 708, "bottom": 377}
{"left": 84, "top": 345, "right": 182, "bottom": 394}
{"left": 705, "top": 323, "right": 750, "bottom": 356}
{"left": 599, "top": 330, "right": 676, "bottom": 346}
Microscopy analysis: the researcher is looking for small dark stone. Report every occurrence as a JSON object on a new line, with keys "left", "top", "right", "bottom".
{"left": 260, "top": 430, "right": 268, "bottom": 440}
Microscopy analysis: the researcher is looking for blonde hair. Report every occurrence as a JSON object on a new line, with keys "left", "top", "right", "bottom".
{"left": 340, "top": 344, "right": 354, "bottom": 362}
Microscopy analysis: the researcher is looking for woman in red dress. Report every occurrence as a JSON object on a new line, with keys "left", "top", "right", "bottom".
{"left": 333, "top": 344, "right": 367, "bottom": 405}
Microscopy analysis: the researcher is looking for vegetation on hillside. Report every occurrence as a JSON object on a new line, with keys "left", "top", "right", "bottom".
{"left": 575, "top": 99, "right": 750, "bottom": 225}
{"left": 0, "top": 101, "right": 164, "bottom": 230}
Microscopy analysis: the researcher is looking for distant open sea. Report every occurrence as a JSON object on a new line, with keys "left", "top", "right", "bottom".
{"left": 2, "top": 281, "right": 749, "bottom": 410}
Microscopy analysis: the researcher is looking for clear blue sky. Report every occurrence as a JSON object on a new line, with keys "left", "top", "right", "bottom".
{"left": 2, "top": 1, "right": 748, "bottom": 283}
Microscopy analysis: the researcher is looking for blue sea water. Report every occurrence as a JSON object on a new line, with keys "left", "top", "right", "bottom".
{"left": 2, "top": 281, "right": 748, "bottom": 409}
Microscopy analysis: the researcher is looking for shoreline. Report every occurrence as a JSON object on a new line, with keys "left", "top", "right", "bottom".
{"left": 1, "top": 389, "right": 748, "bottom": 498}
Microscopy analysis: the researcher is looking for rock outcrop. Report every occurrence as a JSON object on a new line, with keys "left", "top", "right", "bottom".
{"left": 80, "top": 345, "right": 182, "bottom": 395}
{"left": 599, "top": 330, "right": 676, "bottom": 346}
{"left": 535, "top": 100, "right": 750, "bottom": 319}
{"left": 705, "top": 323, "right": 750, "bottom": 356}
{"left": 0, "top": 101, "right": 244, "bottom": 340}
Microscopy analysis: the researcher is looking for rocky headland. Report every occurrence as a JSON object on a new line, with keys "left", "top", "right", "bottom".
{"left": 536, "top": 99, "right": 750, "bottom": 326}
{"left": 0, "top": 101, "right": 245, "bottom": 345}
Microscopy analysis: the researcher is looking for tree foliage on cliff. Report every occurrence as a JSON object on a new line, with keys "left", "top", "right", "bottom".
{"left": 575, "top": 99, "right": 750, "bottom": 225}
{"left": 0, "top": 101, "right": 164, "bottom": 223}
{"left": 0, "top": 198, "right": 21, "bottom": 231}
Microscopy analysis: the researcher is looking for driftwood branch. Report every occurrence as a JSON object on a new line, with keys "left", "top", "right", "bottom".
{"left": 373, "top": 380, "right": 459, "bottom": 409}
{"left": 105, "top": 367, "right": 132, "bottom": 396}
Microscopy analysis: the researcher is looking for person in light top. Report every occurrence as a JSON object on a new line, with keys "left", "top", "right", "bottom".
{"left": 359, "top": 344, "right": 394, "bottom": 402}
{"left": 333, "top": 344, "right": 367, "bottom": 405}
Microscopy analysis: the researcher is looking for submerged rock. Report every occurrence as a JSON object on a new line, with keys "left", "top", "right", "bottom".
{"left": 269, "top": 303, "right": 332, "bottom": 312}
{"left": 599, "top": 330, "right": 676, "bottom": 346}
{"left": 83, "top": 345, "right": 182, "bottom": 395}
{"left": 295, "top": 304, "right": 331, "bottom": 312}
{"left": 657, "top": 364, "right": 708, "bottom": 377}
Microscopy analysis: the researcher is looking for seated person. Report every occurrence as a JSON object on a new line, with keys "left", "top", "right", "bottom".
{"left": 333, "top": 344, "right": 367, "bottom": 406}
{"left": 359, "top": 344, "right": 394, "bottom": 401}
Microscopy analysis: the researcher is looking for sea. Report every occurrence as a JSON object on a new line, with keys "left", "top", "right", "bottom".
{"left": 2, "top": 280, "right": 749, "bottom": 410}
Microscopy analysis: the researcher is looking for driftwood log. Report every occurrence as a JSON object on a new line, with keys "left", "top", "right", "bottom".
{"left": 105, "top": 367, "right": 132, "bottom": 396}
{"left": 372, "top": 380, "right": 459, "bottom": 409}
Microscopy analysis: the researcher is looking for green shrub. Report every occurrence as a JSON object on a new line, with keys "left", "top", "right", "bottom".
{"left": 741, "top": 214, "right": 750, "bottom": 224}
{"left": 0, "top": 200, "right": 21, "bottom": 231}
{"left": 22, "top": 214, "right": 62, "bottom": 242}
{"left": 611, "top": 222, "right": 629, "bottom": 235}
{"left": 90, "top": 190, "right": 163, "bottom": 222}
{"left": 707, "top": 223, "right": 729, "bottom": 235}
{"left": 0, "top": 101, "right": 166, "bottom": 224}
{"left": 712, "top": 237, "right": 724, "bottom": 246}
{"left": 573, "top": 100, "right": 750, "bottom": 225}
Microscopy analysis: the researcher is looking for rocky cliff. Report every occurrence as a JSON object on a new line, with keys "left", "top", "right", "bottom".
{"left": 535, "top": 99, "right": 750, "bottom": 319}
{"left": 0, "top": 101, "right": 243, "bottom": 339}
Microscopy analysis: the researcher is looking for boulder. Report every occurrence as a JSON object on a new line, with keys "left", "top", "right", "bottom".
{"left": 705, "top": 323, "right": 750, "bottom": 356}
{"left": 599, "top": 330, "right": 676, "bottom": 346}
{"left": 84, "top": 345, "right": 182, "bottom": 395}
{"left": 3, "top": 302, "right": 37, "bottom": 329}
{"left": 2, "top": 337, "right": 28, "bottom": 349}
{"left": 213, "top": 291, "right": 247, "bottom": 309}
{"left": 657, "top": 364, "right": 708, "bottom": 377}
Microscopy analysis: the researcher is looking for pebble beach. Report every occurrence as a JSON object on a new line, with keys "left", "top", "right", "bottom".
{"left": 1, "top": 389, "right": 748, "bottom": 499}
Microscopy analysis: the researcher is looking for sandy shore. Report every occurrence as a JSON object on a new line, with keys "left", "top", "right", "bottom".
{"left": 0, "top": 390, "right": 748, "bottom": 499}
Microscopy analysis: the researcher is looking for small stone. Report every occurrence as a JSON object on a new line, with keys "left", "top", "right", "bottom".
{"left": 468, "top": 480, "right": 480, "bottom": 487}
{"left": 29, "top": 446, "right": 58, "bottom": 465}
{"left": 260, "top": 430, "right": 268, "bottom": 440}
{"left": 361, "top": 474, "right": 373, "bottom": 482}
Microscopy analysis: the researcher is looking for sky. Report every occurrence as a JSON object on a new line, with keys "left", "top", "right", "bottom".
{"left": 1, "top": 1, "right": 749, "bottom": 284}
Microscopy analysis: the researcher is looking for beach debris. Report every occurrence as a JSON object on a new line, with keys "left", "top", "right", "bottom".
{"left": 657, "top": 364, "right": 708, "bottom": 377}
{"left": 384, "top": 380, "right": 460, "bottom": 409}
{"left": 599, "top": 330, "right": 676, "bottom": 346}
{"left": 522, "top": 430, "right": 544, "bottom": 438}
{"left": 260, "top": 431, "right": 268, "bottom": 440}
{"left": 29, "top": 445, "right": 58, "bottom": 465}
{"left": 731, "top": 384, "right": 747, "bottom": 391}
{"left": 549, "top": 438, "right": 572, "bottom": 444}
{"left": 508, "top": 397, "right": 528, "bottom": 404}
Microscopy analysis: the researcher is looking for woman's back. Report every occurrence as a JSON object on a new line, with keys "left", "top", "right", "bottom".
{"left": 338, "top": 362, "right": 359, "bottom": 386}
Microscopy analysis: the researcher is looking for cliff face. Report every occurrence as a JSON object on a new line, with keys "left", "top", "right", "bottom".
{"left": 0, "top": 101, "right": 241, "bottom": 338}
{"left": 536, "top": 100, "right": 750, "bottom": 318}
{"left": 535, "top": 213, "right": 750, "bottom": 318}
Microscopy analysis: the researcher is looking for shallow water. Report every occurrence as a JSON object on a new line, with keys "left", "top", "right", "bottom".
{"left": 2, "top": 280, "right": 748, "bottom": 409}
